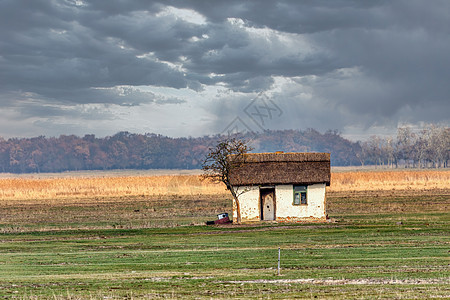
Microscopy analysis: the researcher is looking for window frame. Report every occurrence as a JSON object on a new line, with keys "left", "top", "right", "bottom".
{"left": 293, "top": 185, "right": 307, "bottom": 205}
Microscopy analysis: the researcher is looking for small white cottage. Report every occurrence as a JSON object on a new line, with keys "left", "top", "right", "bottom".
{"left": 228, "top": 152, "right": 331, "bottom": 223}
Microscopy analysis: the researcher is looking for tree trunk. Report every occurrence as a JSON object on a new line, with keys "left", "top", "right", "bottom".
{"left": 229, "top": 185, "right": 241, "bottom": 224}
{"left": 234, "top": 195, "right": 241, "bottom": 224}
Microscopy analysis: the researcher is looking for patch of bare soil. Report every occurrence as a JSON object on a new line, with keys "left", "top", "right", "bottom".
{"left": 188, "top": 224, "right": 336, "bottom": 235}
{"left": 225, "top": 278, "right": 450, "bottom": 285}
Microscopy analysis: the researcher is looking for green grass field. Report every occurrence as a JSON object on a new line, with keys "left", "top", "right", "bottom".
{"left": 0, "top": 190, "right": 449, "bottom": 299}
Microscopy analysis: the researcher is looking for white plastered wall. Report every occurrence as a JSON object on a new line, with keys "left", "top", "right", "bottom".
{"left": 233, "top": 185, "right": 260, "bottom": 222}
{"left": 304, "top": 183, "right": 326, "bottom": 218}
{"left": 275, "top": 183, "right": 326, "bottom": 220}
{"left": 233, "top": 183, "right": 326, "bottom": 222}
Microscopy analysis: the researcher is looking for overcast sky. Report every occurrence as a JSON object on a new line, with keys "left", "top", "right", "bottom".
{"left": 1, "top": 0, "right": 449, "bottom": 141}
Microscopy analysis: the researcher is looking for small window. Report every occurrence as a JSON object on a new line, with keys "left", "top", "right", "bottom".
{"left": 293, "top": 186, "right": 307, "bottom": 205}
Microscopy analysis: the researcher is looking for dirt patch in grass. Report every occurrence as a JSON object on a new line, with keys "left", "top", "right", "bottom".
{"left": 225, "top": 278, "right": 450, "bottom": 285}
{"left": 186, "top": 224, "right": 338, "bottom": 235}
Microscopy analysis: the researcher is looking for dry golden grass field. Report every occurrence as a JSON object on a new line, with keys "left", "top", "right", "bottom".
{"left": 0, "top": 169, "right": 448, "bottom": 201}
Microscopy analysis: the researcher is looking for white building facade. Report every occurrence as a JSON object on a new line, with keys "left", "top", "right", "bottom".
{"left": 229, "top": 153, "right": 330, "bottom": 223}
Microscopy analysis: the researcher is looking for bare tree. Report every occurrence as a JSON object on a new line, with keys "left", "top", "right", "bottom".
{"left": 442, "top": 127, "right": 450, "bottom": 168}
{"left": 201, "top": 137, "right": 253, "bottom": 224}
{"left": 416, "top": 128, "right": 432, "bottom": 168}
{"left": 365, "top": 135, "right": 383, "bottom": 167}
{"left": 356, "top": 141, "right": 368, "bottom": 166}
{"left": 426, "top": 125, "right": 449, "bottom": 168}
{"left": 384, "top": 137, "right": 397, "bottom": 168}
{"left": 397, "top": 126, "right": 416, "bottom": 168}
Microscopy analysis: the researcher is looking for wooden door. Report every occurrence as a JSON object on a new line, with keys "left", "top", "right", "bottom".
{"left": 261, "top": 188, "right": 275, "bottom": 221}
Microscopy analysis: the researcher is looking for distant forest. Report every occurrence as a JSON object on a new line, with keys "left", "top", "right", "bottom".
{"left": 358, "top": 125, "right": 449, "bottom": 168}
{"left": 0, "top": 126, "right": 448, "bottom": 173}
{"left": 0, "top": 129, "right": 359, "bottom": 173}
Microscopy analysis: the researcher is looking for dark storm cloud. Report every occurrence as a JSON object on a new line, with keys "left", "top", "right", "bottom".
{"left": 175, "top": 0, "right": 450, "bottom": 130}
{"left": 174, "top": 0, "right": 387, "bottom": 33}
{"left": 185, "top": 0, "right": 450, "bottom": 120}
{"left": 0, "top": 0, "right": 449, "bottom": 137}
{"left": 0, "top": 0, "right": 190, "bottom": 106}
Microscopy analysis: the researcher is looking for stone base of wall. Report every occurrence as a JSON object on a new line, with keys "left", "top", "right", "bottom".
{"left": 234, "top": 216, "right": 328, "bottom": 224}
{"left": 276, "top": 216, "right": 327, "bottom": 223}
{"left": 233, "top": 216, "right": 260, "bottom": 223}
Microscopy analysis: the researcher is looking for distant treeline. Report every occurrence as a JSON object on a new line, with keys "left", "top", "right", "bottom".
{"left": 358, "top": 125, "right": 449, "bottom": 168}
{"left": 0, "top": 126, "right": 447, "bottom": 173}
{"left": 0, "top": 129, "right": 360, "bottom": 173}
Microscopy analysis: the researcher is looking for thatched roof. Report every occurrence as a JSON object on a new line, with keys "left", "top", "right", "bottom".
{"left": 228, "top": 152, "right": 330, "bottom": 186}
